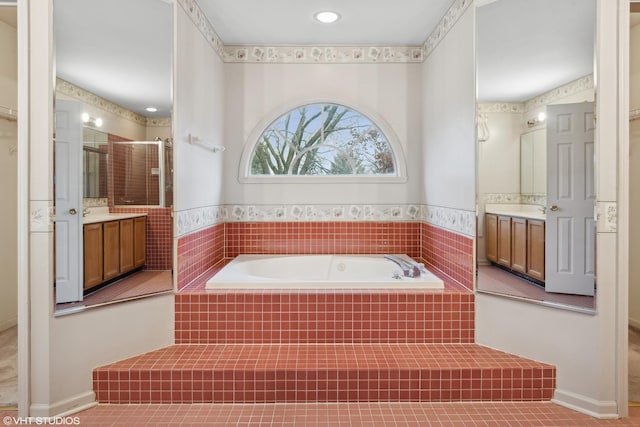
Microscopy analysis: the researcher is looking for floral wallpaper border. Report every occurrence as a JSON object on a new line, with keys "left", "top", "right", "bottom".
{"left": 524, "top": 74, "right": 594, "bottom": 112}
{"left": 630, "top": 109, "right": 640, "bottom": 122}
{"left": 177, "top": 0, "right": 225, "bottom": 58}
{"left": 30, "top": 201, "right": 54, "bottom": 233}
{"left": 175, "top": 204, "right": 475, "bottom": 238}
{"left": 597, "top": 201, "right": 617, "bottom": 233}
{"left": 482, "top": 193, "right": 547, "bottom": 206}
{"left": 57, "top": 79, "right": 171, "bottom": 128}
{"left": 223, "top": 46, "right": 423, "bottom": 64}
{"left": 423, "top": 0, "right": 472, "bottom": 58}
{"left": 477, "top": 103, "right": 525, "bottom": 114}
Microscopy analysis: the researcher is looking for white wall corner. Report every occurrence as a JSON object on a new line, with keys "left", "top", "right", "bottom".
{"left": 552, "top": 389, "right": 619, "bottom": 420}
{"left": 30, "top": 391, "right": 96, "bottom": 418}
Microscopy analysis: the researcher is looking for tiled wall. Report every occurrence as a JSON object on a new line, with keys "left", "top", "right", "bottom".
{"left": 175, "top": 291, "right": 475, "bottom": 344}
{"left": 111, "top": 142, "right": 160, "bottom": 206}
{"left": 226, "top": 222, "right": 421, "bottom": 258}
{"left": 421, "top": 224, "right": 474, "bottom": 291}
{"left": 176, "top": 224, "right": 225, "bottom": 290}
{"left": 111, "top": 207, "right": 173, "bottom": 270}
{"left": 176, "top": 221, "right": 474, "bottom": 292}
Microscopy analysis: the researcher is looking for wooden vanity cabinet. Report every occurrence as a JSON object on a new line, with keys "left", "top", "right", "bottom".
{"left": 511, "top": 217, "right": 527, "bottom": 274}
{"left": 102, "top": 221, "right": 120, "bottom": 281}
{"left": 526, "top": 219, "right": 545, "bottom": 281}
{"left": 83, "top": 216, "right": 147, "bottom": 292}
{"left": 83, "top": 223, "right": 103, "bottom": 290}
{"left": 484, "top": 213, "right": 545, "bottom": 283}
{"left": 485, "top": 214, "right": 498, "bottom": 263}
{"left": 134, "top": 216, "right": 147, "bottom": 268}
{"left": 497, "top": 215, "right": 512, "bottom": 267}
{"left": 119, "top": 219, "right": 135, "bottom": 272}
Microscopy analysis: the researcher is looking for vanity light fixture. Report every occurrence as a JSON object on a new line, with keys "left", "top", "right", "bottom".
{"left": 82, "top": 112, "right": 103, "bottom": 128}
{"left": 527, "top": 111, "right": 547, "bottom": 128}
{"left": 314, "top": 11, "right": 340, "bottom": 24}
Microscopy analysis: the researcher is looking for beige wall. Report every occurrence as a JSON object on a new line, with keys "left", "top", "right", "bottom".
{"left": 0, "top": 13, "right": 17, "bottom": 331}
{"left": 173, "top": 4, "right": 225, "bottom": 213}
{"left": 422, "top": 6, "right": 476, "bottom": 211}
{"left": 222, "top": 62, "right": 422, "bottom": 206}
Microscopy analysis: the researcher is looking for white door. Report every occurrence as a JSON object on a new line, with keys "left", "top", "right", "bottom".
{"left": 545, "top": 102, "right": 596, "bottom": 296}
{"left": 55, "top": 99, "right": 83, "bottom": 303}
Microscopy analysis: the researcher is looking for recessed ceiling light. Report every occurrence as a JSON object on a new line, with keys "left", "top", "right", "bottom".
{"left": 145, "top": 106, "right": 158, "bottom": 113}
{"left": 314, "top": 11, "right": 340, "bottom": 24}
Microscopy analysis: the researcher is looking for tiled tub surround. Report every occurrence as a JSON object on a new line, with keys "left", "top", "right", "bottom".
{"left": 175, "top": 290, "right": 474, "bottom": 344}
{"left": 176, "top": 221, "right": 473, "bottom": 291}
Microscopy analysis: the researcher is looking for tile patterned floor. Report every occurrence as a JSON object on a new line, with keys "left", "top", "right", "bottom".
{"left": 0, "top": 326, "right": 17, "bottom": 407}
{"left": 3, "top": 403, "right": 640, "bottom": 426}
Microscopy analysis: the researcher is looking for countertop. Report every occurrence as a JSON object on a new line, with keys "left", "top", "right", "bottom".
{"left": 484, "top": 203, "right": 546, "bottom": 221}
{"left": 82, "top": 210, "right": 147, "bottom": 225}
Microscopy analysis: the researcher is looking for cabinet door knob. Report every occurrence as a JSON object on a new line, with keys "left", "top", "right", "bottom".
{"left": 549, "top": 205, "right": 559, "bottom": 212}
{"left": 69, "top": 208, "right": 78, "bottom": 215}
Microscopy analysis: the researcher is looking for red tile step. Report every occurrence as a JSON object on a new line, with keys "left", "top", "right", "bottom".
{"left": 93, "top": 343, "right": 555, "bottom": 404}
{"left": 174, "top": 291, "right": 475, "bottom": 344}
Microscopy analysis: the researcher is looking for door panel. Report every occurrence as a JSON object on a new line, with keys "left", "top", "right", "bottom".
{"left": 545, "top": 102, "right": 595, "bottom": 296}
{"left": 55, "top": 99, "right": 83, "bottom": 303}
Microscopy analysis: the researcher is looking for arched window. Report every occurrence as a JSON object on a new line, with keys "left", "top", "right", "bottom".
{"left": 244, "top": 103, "right": 403, "bottom": 181}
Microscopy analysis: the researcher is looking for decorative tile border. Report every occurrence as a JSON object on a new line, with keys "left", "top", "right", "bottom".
{"left": 223, "top": 46, "right": 423, "bottom": 64}
{"left": 423, "top": 0, "right": 472, "bottom": 58}
{"left": 597, "top": 201, "right": 617, "bottom": 233}
{"left": 477, "top": 103, "right": 524, "bottom": 114}
{"left": 83, "top": 198, "right": 108, "bottom": 208}
{"left": 481, "top": 193, "right": 546, "bottom": 206}
{"left": 420, "top": 205, "right": 474, "bottom": 237}
{"left": 30, "top": 200, "right": 54, "bottom": 233}
{"left": 524, "top": 75, "right": 594, "bottom": 112}
{"left": 176, "top": 205, "right": 227, "bottom": 236}
{"left": 175, "top": 204, "right": 476, "bottom": 237}
{"left": 177, "top": 0, "right": 224, "bottom": 58}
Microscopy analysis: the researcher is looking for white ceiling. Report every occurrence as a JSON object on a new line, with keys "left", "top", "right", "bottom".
{"left": 51, "top": 0, "right": 596, "bottom": 117}
{"left": 198, "top": 0, "right": 453, "bottom": 46}
{"left": 476, "top": 0, "right": 595, "bottom": 103}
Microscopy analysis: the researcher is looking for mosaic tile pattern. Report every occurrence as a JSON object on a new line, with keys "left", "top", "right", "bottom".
{"left": 225, "top": 222, "right": 421, "bottom": 258}
{"left": 175, "top": 291, "right": 474, "bottom": 344}
{"left": 93, "top": 343, "right": 555, "bottom": 404}
{"left": 176, "top": 224, "right": 225, "bottom": 290}
{"left": 421, "top": 224, "right": 474, "bottom": 291}
{"left": 6, "top": 404, "right": 640, "bottom": 427}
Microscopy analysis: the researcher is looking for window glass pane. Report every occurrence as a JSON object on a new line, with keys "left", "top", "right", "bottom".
{"left": 249, "top": 103, "right": 397, "bottom": 177}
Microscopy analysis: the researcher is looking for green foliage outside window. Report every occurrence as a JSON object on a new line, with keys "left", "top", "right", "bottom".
{"left": 250, "top": 103, "right": 396, "bottom": 176}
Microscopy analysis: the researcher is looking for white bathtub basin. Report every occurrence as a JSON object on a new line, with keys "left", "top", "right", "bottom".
{"left": 206, "top": 254, "right": 445, "bottom": 290}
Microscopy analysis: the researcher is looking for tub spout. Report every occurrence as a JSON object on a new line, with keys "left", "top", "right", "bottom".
{"left": 384, "top": 254, "right": 421, "bottom": 278}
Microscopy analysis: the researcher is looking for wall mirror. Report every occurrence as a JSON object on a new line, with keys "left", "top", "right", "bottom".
{"left": 53, "top": 0, "right": 173, "bottom": 307}
{"left": 82, "top": 128, "right": 108, "bottom": 199}
{"left": 475, "top": 0, "right": 596, "bottom": 313}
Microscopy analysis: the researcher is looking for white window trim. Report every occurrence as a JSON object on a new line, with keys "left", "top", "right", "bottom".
{"left": 238, "top": 99, "right": 408, "bottom": 184}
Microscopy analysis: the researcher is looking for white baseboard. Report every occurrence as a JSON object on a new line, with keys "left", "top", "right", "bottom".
{"left": 0, "top": 317, "right": 17, "bottom": 333}
{"left": 30, "top": 391, "right": 96, "bottom": 417}
{"left": 629, "top": 317, "right": 640, "bottom": 330}
{"left": 552, "top": 389, "right": 619, "bottom": 419}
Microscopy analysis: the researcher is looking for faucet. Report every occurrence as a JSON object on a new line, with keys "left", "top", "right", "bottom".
{"left": 384, "top": 254, "right": 422, "bottom": 278}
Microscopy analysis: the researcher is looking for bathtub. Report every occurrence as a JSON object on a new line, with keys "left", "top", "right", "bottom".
{"left": 205, "top": 254, "right": 445, "bottom": 290}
